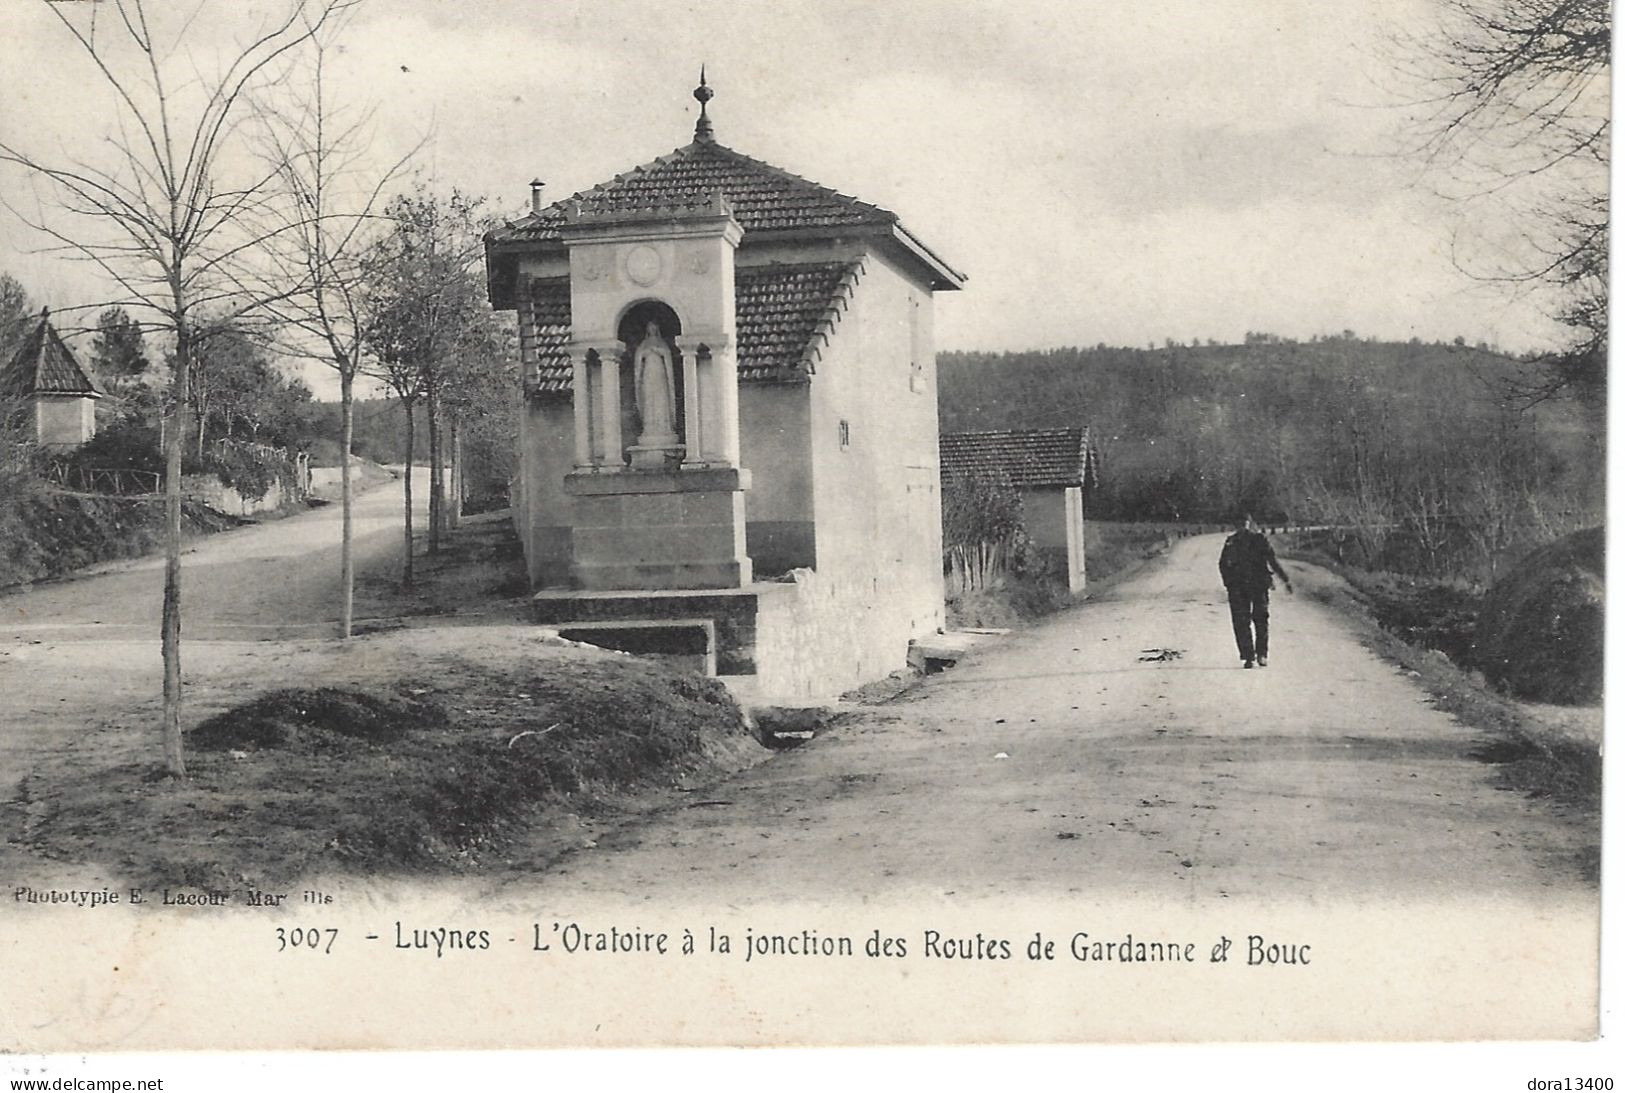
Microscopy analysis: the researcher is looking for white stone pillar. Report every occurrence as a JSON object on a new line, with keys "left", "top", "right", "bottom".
{"left": 594, "top": 342, "right": 625, "bottom": 467}
{"left": 678, "top": 338, "right": 703, "bottom": 465}
{"left": 571, "top": 347, "right": 593, "bottom": 467}
{"left": 680, "top": 333, "right": 738, "bottom": 466}
{"left": 713, "top": 335, "right": 741, "bottom": 466}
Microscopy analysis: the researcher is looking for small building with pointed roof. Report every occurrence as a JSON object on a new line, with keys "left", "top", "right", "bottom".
{"left": 485, "top": 74, "right": 965, "bottom": 700}
{"left": 940, "top": 427, "right": 1103, "bottom": 594}
{"left": 1, "top": 309, "right": 102, "bottom": 448}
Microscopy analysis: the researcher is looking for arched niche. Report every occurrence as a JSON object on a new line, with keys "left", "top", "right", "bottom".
{"left": 617, "top": 298, "right": 686, "bottom": 449}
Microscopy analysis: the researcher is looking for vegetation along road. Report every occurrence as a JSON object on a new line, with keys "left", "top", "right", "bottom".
{"left": 1, "top": 468, "right": 423, "bottom": 641}
{"left": 514, "top": 535, "right": 1597, "bottom": 907}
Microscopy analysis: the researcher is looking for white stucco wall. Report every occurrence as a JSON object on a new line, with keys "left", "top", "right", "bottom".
{"left": 514, "top": 398, "right": 577, "bottom": 587}
{"left": 35, "top": 396, "right": 95, "bottom": 447}
{"left": 787, "top": 245, "right": 944, "bottom": 691}
{"left": 1022, "top": 485, "right": 1086, "bottom": 593}
{"left": 737, "top": 383, "right": 814, "bottom": 575}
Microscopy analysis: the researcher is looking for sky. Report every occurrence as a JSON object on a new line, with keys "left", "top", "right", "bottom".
{"left": 0, "top": 0, "right": 1592, "bottom": 397}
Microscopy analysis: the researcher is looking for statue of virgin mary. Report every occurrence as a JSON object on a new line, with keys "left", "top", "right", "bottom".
{"left": 633, "top": 321, "right": 679, "bottom": 447}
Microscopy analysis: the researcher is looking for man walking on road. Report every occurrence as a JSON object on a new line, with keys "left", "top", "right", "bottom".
{"left": 1219, "top": 513, "right": 1292, "bottom": 668}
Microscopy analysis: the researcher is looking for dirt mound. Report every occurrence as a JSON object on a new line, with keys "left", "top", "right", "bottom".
{"left": 20, "top": 646, "right": 765, "bottom": 887}
{"left": 1475, "top": 528, "right": 1604, "bottom": 705}
{"left": 189, "top": 687, "right": 445, "bottom": 751}
{"left": 326, "top": 661, "right": 758, "bottom": 867}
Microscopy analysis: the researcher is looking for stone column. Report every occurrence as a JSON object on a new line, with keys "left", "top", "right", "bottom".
{"left": 712, "top": 334, "right": 741, "bottom": 467}
{"left": 570, "top": 346, "right": 593, "bottom": 467}
{"left": 591, "top": 341, "right": 626, "bottom": 467}
{"left": 676, "top": 335, "right": 705, "bottom": 465}
{"left": 678, "top": 333, "right": 739, "bottom": 466}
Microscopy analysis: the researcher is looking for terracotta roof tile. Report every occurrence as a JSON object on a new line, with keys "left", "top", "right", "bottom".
{"left": 524, "top": 261, "right": 858, "bottom": 396}
{"left": 492, "top": 141, "right": 896, "bottom": 245}
{"left": 940, "top": 428, "right": 1101, "bottom": 489}
{"left": 735, "top": 261, "right": 856, "bottom": 379}
{"left": 524, "top": 281, "right": 574, "bottom": 395}
{"left": 1, "top": 314, "right": 101, "bottom": 399}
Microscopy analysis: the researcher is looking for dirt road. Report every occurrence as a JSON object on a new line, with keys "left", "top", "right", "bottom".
{"left": 1, "top": 512, "right": 1595, "bottom": 905}
{"left": 517, "top": 535, "right": 1596, "bottom": 905}
{"left": 0, "top": 472, "right": 426, "bottom": 812}
{"left": 2, "top": 469, "right": 423, "bottom": 641}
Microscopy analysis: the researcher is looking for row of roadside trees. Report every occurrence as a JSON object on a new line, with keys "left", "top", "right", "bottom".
{"left": 0, "top": 0, "right": 510, "bottom": 777}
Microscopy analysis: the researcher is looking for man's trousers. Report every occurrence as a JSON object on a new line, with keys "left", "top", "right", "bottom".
{"left": 1227, "top": 587, "right": 1270, "bottom": 661}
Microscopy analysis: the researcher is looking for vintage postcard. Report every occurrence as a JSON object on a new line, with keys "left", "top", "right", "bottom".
{"left": 0, "top": 0, "right": 1609, "bottom": 1077}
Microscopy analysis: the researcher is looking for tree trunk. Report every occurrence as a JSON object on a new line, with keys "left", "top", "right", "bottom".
{"left": 426, "top": 377, "right": 442, "bottom": 554}
{"left": 340, "top": 367, "right": 355, "bottom": 639}
{"left": 447, "top": 415, "right": 462, "bottom": 530}
{"left": 401, "top": 399, "right": 415, "bottom": 587}
{"left": 161, "top": 305, "right": 189, "bottom": 778}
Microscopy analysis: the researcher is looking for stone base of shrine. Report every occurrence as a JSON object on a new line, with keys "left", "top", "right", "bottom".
{"left": 533, "top": 564, "right": 932, "bottom": 706}
{"left": 532, "top": 588, "right": 760, "bottom": 676}
{"left": 562, "top": 466, "right": 751, "bottom": 591}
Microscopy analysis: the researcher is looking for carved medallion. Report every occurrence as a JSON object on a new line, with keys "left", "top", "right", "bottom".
{"left": 688, "top": 251, "right": 711, "bottom": 276}
{"left": 625, "top": 244, "right": 662, "bottom": 287}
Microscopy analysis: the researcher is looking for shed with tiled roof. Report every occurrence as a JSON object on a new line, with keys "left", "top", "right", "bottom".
{"left": 1, "top": 310, "right": 101, "bottom": 447}
{"left": 939, "top": 428, "right": 1101, "bottom": 490}
{"left": 940, "top": 428, "right": 1102, "bottom": 594}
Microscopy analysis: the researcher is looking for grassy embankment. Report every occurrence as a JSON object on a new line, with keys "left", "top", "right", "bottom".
{"left": 0, "top": 493, "right": 244, "bottom": 590}
{"left": 1281, "top": 544, "right": 1602, "bottom": 823}
{"left": 0, "top": 457, "right": 400, "bottom": 591}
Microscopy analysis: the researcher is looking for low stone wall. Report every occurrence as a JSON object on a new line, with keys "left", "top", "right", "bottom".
{"left": 751, "top": 567, "right": 912, "bottom": 702}
{"left": 532, "top": 588, "right": 760, "bottom": 675}
{"left": 182, "top": 474, "right": 288, "bottom": 517}
{"left": 531, "top": 572, "right": 918, "bottom": 704}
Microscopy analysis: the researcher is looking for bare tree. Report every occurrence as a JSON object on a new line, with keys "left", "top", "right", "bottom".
{"left": 249, "top": 15, "right": 416, "bottom": 637}
{"left": 360, "top": 273, "right": 427, "bottom": 585}
{"left": 361, "top": 188, "right": 494, "bottom": 570}
{"left": 1394, "top": 0, "right": 1609, "bottom": 405}
{"left": 0, "top": 0, "right": 353, "bottom": 777}
{"left": 186, "top": 315, "right": 271, "bottom": 458}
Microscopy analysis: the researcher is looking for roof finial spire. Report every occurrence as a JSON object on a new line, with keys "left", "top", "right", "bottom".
{"left": 693, "top": 65, "right": 715, "bottom": 143}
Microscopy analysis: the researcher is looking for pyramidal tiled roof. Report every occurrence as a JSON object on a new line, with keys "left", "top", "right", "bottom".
{"left": 940, "top": 428, "right": 1102, "bottom": 490}
{"left": 1, "top": 312, "right": 102, "bottom": 399}
{"left": 524, "top": 260, "right": 861, "bottom": 396}
{"left": 493, "top": 140, "right": 898, "bottom": 244}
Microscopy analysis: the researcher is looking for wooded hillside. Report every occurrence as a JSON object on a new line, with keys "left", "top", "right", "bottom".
{"left": 940, "top": 335, "right": 1604, "bottom": 580}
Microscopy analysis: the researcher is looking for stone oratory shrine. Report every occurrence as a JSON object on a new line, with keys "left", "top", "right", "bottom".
{"left": 485, "top": 72, "right": 965, "bottom": 700}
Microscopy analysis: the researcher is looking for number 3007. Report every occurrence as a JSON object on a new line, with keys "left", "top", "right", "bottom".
{"left": 275, "top": 926, "right": 338, "bottom": 953}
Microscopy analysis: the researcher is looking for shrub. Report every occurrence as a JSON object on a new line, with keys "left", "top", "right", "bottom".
{"left": 67, "top": 422, "right": 164, "bottom": 475}
{"left": 1475, "top": 528, "right": 1603, "bottom": 705}
{"left": 942, "top": 470, "right": 1029, "bottom": 592}
{"left": 209, "top": 443, "right": 284, "bottom": 502}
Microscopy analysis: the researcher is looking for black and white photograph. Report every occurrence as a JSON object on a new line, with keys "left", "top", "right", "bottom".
{"left": 0, "top": 0, "right": 1611, "bottom": 1083}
